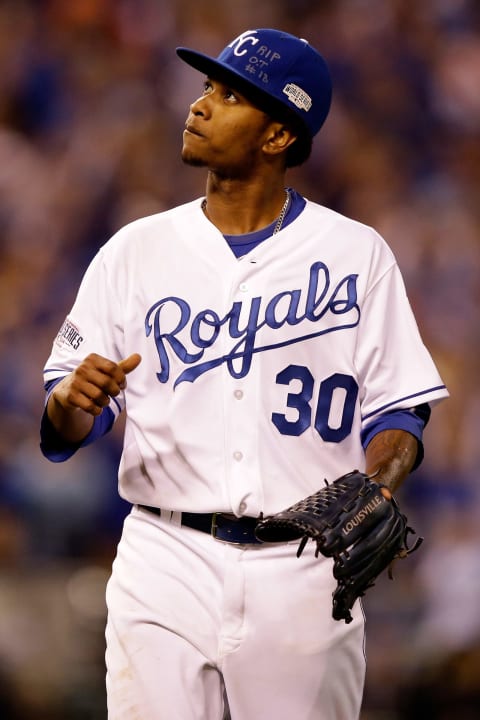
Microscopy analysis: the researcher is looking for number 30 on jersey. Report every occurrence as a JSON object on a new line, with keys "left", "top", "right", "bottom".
{"left": 272, "top": 366, "right": 358, "bottom": 442}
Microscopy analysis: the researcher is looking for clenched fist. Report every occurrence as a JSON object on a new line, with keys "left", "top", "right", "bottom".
{"left": 52, "top": 353, "right": 142, "bottom": 416}
{"left": 48, "top": 352, "right": 141, "bottom": 443}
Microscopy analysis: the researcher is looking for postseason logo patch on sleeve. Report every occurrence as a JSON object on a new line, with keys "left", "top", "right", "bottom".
{"left": 55, "top": 317, "right": 84, "bottom": 351}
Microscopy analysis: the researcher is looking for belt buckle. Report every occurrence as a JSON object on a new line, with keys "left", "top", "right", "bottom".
{"left": 211, "top": 512, "right": 261, "bottom": 545}
{"left": 211, "top": 512, "right": 244, "bottom": 544}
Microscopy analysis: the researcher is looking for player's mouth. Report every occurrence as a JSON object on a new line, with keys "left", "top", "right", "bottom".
{"left": 184, "top": 123, "right": 203, "bottom": 137}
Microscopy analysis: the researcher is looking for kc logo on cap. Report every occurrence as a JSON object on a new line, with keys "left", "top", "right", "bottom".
{"left": 228, "top": 30, "right": 266, "bottom": 57}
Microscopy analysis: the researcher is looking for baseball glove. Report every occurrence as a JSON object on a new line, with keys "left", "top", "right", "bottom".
{"left": 255, "top": 470, "right": 423, "bottom": 623}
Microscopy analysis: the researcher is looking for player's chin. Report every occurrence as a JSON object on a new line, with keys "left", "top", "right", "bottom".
{"left": 181, "top": 147, "right": 207, "bottom": 167}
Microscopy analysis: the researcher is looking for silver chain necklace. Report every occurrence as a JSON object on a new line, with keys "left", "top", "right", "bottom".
{"left": 273, "top": 189, "right": 290, "bottom": 234}
{"left": 201, "top": 189, "right": 290, "bottom": 234}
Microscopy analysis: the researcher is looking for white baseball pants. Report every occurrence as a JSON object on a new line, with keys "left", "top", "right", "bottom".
{"left": 105, "top": 505, "right": 366, "bottom": 719}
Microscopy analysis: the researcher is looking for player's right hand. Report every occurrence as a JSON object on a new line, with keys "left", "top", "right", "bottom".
{"left": 52, "top": 352, "right": 142, "bottom": 417}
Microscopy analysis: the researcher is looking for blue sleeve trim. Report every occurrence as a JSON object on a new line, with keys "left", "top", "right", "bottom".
{"left": 44, "top": 377, "right": 63, "bottom": 394}
{"left": 361, "top": 407, "right": 428, "bottom": 471}
{"left": 40, "top": 378, "right": 116, "bottom": 462}
{"left": 361, "top": 385, "right": 446, "bottom": 421}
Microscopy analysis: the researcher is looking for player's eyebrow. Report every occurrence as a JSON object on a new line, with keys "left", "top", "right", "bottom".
{"left": 204, "top": 76, "right": 252, "bottom": 102}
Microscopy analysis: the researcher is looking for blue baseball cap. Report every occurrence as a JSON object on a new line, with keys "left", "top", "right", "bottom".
{"left": 176, "top": 28, "right": 332, "bottom": 138}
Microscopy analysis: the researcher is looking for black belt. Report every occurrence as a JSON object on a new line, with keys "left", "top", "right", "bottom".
{"left": 138, "top": 505, "right": 263, "bottom": 545}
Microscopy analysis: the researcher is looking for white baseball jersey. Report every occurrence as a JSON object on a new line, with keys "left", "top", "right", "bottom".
{"left": 43, "top": 197, "right": 448, "bottom": 516}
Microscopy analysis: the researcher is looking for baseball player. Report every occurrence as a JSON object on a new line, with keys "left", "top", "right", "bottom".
{"left": 41, "top": 28, "right": 448, "bottom": 720}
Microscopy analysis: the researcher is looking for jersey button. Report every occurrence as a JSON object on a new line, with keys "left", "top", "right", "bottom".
{"left": 233, "top": 451, "right": 243, "bottom": 461}
{"left": 239, "top": 282, "right": 248, "bottom": 292}
{"left": 239, "top": 502, "right": 247, "bottom": 513}
{"left": 234, "top": 389, "right": 243, "bottom": 399}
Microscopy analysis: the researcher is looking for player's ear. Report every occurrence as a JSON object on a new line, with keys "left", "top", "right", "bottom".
{"left": 262, "top": 122, "right": 298, "bottom": 158}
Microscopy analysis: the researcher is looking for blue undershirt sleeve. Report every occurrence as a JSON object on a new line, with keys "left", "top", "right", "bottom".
{"left": 360, "top": 404, "right": 430, "bottom": 471}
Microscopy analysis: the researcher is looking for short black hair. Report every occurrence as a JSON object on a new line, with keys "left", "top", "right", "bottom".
{"left": 285, "top": 132, "right": 313, "bottom": 168}
{"left": 276, "top": 107, "right": 313, "bottom": 168}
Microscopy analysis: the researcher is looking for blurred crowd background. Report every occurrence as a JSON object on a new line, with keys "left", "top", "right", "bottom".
{"left": 0, "top": 0, "right": 479, "bottom": 718}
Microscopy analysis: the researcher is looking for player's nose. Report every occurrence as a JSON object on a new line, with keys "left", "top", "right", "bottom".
{"left": 189, "top": 94, "right": 211, "bottom": 118}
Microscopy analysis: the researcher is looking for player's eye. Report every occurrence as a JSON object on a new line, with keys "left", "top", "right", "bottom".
{"left": 200, "top": 79, "right": 239, "bottom": 105}
{"left": 223, "top": 88, "right": 238, "bottom": 102}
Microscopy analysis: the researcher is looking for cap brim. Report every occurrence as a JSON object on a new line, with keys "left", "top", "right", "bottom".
{"left": 176, "top": 47, "right": 300, "bottom": 127}
{"left": 176, "top": 47, "right": 251, "bottom": 92}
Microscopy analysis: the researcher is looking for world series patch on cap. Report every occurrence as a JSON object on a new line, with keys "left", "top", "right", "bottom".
{"left": 176, "top": 28, "right": 332, "bottom": 137}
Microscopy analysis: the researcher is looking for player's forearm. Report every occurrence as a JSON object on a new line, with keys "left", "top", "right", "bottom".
{"left": 365, "top": 428, "right": 418, "bottom": 493}
{"left": 46, "top": 392, "right": 95, "bottom": 444}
